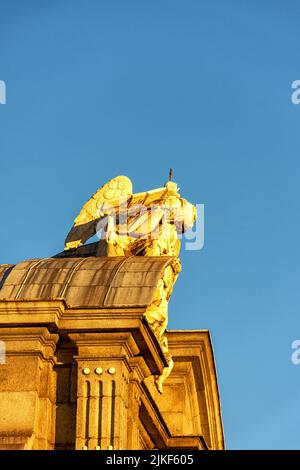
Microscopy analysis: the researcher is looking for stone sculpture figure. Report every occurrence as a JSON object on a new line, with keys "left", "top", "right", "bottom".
{"left": 64, "top": 173, "right": 197, "bottom": 392}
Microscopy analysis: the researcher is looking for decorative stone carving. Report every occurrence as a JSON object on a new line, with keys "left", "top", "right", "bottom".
{"left": 65, "top": 175, "right": 196, "bottom": 258}
{"left": 64, "top": 174, "right": 197, "bottom": 393}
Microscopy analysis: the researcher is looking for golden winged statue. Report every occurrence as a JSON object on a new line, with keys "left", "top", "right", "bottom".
{"left": 64, "top": 173, "right": 197, "bottom": 393}
{"left": 65, "top": 174, "right": 196, "bottom": 257}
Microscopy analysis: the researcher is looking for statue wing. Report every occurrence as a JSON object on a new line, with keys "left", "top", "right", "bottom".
{"left": 74, "top": 175, "right": 133, "bottom": 226}
{"left": 65, "top": 176, "right": 133, "bottom": 250}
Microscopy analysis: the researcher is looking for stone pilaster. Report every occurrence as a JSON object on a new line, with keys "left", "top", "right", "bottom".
{"left": 0, "top": 327, "right": 58, "bottom": 449}
{"left": 69, "top": 332, "right": 139, "bottom": 450}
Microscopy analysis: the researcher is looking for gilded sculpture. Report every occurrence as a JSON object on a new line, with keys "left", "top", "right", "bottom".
{"left": 65, "top": 172, "right": 197, "bottom": 392}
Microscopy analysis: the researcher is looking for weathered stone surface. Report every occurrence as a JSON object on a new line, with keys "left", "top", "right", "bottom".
{"left": 0, "top": 257, "right": 224, "bottom": 450}
{"left": 0, "top": 327, "right": 58, "bottom": 449}
{"left": 0, "top": 257, "right": 172, "bottom": 308}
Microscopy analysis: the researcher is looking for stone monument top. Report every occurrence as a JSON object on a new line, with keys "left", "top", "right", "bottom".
{"left": 62, "top": 173, "right": 197, "bottom": 392}
{"left": 0, "top": 173, "right": 224, "bottom": 450}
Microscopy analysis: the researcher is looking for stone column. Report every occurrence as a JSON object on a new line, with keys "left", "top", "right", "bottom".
{"left": 0, "top": 327, "right": 58, "bottom": 450}
{"left": 69, "top": 332, "right": 139, "bottom": 450}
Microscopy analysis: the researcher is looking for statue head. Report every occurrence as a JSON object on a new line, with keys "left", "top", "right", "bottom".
{"left": 161, "top": 196, "right": 196, "bottom": 234}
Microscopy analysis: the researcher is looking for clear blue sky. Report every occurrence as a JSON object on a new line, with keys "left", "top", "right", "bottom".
{"left": 1, "top": 0, "right": 300, "bottom": 449}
